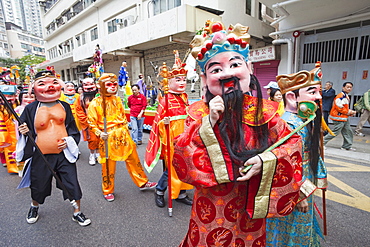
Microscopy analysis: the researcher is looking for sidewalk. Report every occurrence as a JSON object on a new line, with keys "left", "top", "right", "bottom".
{"left": 324, "top": 125, "right": 370, "bottom": 163}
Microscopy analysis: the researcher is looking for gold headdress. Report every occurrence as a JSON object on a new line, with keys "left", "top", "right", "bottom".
{"left": 167, "top": 50, "right": 187, "bottom": 79}
{"left": 278, "top": 62, "right": 322, "bottom": 94}
{"left": 190, "top": 20, "right": 251, "bottom": 71}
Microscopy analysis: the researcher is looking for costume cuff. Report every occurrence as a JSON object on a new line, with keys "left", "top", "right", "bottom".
{"left": 299, "top": 178, "right": 317, "bottom": 200}
{"left": 199, "top": 115, "right": 230, "bottom": 184}
{"left": 251, "top": 151, "right": 277, "bottom": 219}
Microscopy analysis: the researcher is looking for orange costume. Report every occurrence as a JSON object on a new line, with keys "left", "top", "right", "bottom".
{"left": 145, "top": 92, "right": 193, "bottom": 199}
{"left": 0, "top": 85, "right": 18, "bottom": 173}
{"left": 60, "top": 91, "right": 81, "bottom": 130}
{"left": 87, "top": 75, "right": 151, "bottom": 197}
{"left": 0, "top": 104, "right": 18, "bottom": 173}
{"left": 74, "top": 94, "right": 99, "bottom": 151}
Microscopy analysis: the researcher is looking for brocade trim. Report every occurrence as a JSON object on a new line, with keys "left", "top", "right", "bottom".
{"left": 316, "top": 177, "right": 328, "bottom": 189}
{"left": 253, "top": 151, "right": 277, "bottom": 219}
{"left": 300, "top": 178, "right": 317, "bottom": 198}
{"left": 199, "top": 116, "right": 230, "bottom": 184}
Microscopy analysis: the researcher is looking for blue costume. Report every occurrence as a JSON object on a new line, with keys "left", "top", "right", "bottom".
{"left": 266, "top": 111, "right": 327, "bottom": 246}
{"left": 118, "top": 65, "right": 129, "bottom": 87}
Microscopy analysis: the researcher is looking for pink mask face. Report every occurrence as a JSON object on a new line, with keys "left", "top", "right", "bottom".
{"left": 203, "top": 51, "right": 251, "bottom": 96}
{"left": 64, "top": 83, "right": 76, "bottom": 95}
{"left": 33, "top": 78, "right": 62, "bottom": 102}
{"left": 105, "top": 80, "right": 118, "bottom": 95}
{"left": 296, "top": 84, "right": 322, "bottom": 102}
{"left": 4, "top": 94, "right": 16, "bottom": 104}
{"left": 22, "top": 93, "right": 36, "bottom": 106}
{"left": 169, "top": 76, "right": 187, "bottom": 94}
{"left": 82, "top": 79, "right": 97, "bottom": 92}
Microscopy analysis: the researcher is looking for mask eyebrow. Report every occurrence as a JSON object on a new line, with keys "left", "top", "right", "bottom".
{"left": 229, "top": 56, "right": 243, "bottom": 61}
{"left": 207, "top": 62, "right": 220, "bottom": 70}
{"left": 305, "top": 86, "right": 318, "bottom": 91}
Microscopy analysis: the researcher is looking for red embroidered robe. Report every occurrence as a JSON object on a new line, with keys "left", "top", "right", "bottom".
{"left": 173, "top": 95, "right": 303, "bottom": 247}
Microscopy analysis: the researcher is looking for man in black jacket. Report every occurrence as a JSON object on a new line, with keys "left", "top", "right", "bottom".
{"left": 322, "top": 81, "right": 336, "bottom": 125}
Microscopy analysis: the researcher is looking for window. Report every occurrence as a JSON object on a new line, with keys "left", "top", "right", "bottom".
{"left": 154, "top": 0, "right": 181, "bottom": 15}
{"left": 82, "top": 32, "right": 86, "bottom": 45}
{"left": 66, "top": 69, "right": 71, "bottom": 81}
{"left": 258, "top": 2, "right": 262, "bottom": 20}
{"left": 76, "top": 35, "right": 81, "bottom": 46}
{"left": 90, "top": 27, "right": 98, "bottom": 41}
{"left": 246, "top": 0, "right": 252, "bottom": 15}
{"left": 108, "top": 19, "right": 117, "bottom": 34}
{"left": 21, "top": 43, "right": 29, "bottom": 50}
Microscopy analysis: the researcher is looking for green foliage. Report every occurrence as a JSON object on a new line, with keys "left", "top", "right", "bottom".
{"left": 0, "top": 55, "right": 45, "bottom": 83}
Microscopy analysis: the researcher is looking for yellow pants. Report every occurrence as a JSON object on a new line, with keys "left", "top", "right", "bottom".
{"left": 101, "top": 149, "right": 148, "bottom": 195}
{"left": 4, "top": 145, "right": 18, "bottom": 174}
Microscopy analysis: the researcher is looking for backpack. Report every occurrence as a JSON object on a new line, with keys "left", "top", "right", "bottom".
{"left": 354, "top": 97, "right": 364, "bottom": 112}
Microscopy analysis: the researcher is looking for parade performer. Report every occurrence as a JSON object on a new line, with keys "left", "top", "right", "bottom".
{"left": 266, "top": 63, "right": 328, "bottom": 246}
{"left": 60, "top": 81, "right": 81, "bottom": 130}
{"left": 16, "top": 70, "right": 91, "bottom": 226}
{"left": 145, "top": 53, "right": 193, "bottom": 209}
{"left": 14, "top": 89, "right": 36, "bottom": 116}
{"left": 14, "top": 89, "right": 36, "bottom": 175}
{"left": 136, "top": 74, "right": 147, "bottom": 96}
{"left": 74, "top": 78, "right": 100, "bottom": 165}
{"left": 87, "top": 73, "right": 157, "bottom": 202}
{"left": 0, "top": 85, "right": 18, "bottom": 173}
{"left": 172, "top": 21, "right": 303, "bottom": 246}
{"left": 118, "top": 61, "right": 129, "bottom": 88}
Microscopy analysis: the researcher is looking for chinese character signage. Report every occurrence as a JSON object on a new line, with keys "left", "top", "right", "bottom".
{"left": 249, "top": 46, "right": 275, "bottom": 62}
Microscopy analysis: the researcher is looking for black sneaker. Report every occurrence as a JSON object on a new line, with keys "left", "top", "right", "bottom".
{"left": 26, "top": 206, "right": 39, "bottom": 224}
{"left": 72, "top": 212, "right": 91, "bottom": 226}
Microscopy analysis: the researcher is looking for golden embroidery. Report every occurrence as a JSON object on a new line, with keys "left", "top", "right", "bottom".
{"left": 211, "top": 229, "right": 231, "bottom": 246}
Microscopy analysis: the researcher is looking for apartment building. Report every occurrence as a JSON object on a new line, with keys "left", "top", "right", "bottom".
{"left": 0, "top": 0, "right": 10, "bottom": 58}
{"left": 6, "top": 22, "right": 45, "bottom": 58}
{"left": 38, "top": 0, "right": 279, "bottom": 98}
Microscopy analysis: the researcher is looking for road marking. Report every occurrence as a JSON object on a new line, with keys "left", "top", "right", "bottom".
{"left": 315, "top": 158, "right": 370, "bottom": 212}
{"left": 325, "top": 158, "right": 370, "bottom": 172}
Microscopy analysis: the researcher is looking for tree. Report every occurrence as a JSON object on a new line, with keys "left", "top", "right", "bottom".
{"left": 0, "top": 55, "right": 45, "bottom": 84}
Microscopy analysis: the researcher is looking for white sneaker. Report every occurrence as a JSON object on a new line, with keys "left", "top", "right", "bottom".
{"left": 355, "top": 131, "right": 365, "bottom": 137}
{"left": 95, "top": 152, "right": 100, "bottom": 159}
{"left": 89, "top": 154, "right": 96, "bottom": 166}
{"left": 341, "top": 147, "right": 356, "bottom": 151}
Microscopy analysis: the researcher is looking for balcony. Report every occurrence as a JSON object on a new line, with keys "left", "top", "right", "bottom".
{"left": 73, "top": 4, "right": 221, "bottom": 62}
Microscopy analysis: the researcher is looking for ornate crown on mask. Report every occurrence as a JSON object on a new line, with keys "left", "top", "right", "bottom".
{"left": 167, "top": 50, "right": 187, "bottom": 78}
{"left": 277, "top": 62, "right": 322, "bottom": 95}
{"left": 190, "top": 20, "right": 251, "bottom": 72}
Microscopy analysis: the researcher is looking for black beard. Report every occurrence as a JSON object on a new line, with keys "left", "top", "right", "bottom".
{"left": 83, "top": 89, "right": 98, "bottom": 97}
{"left": 205, "top": 74, "right": 269, "bottom": 174}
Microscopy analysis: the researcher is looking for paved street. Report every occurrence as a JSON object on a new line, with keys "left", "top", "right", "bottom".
{"left": 0, "top": 133, "right": 193, "bottom": 247}
{"left": 1, "top": 127, "right": 369, "bottom": 246}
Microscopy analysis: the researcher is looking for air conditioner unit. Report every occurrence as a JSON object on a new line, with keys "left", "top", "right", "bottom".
{"left": 116, "top": 18, "right": 123, "bottom": 25}
{"left": 117, "top": 15, "right": 135, "bottom": 28}
{"left": 62, "top": 16, "right": 68, "bottom": 24}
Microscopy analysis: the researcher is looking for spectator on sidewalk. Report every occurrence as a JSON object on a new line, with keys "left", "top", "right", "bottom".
{"left": 322, "top": 81, "right": 336, "bottom": 124}
{"left": 354, "top": 89, "right": 370, "bottom": 137}
{"left": 269, "top": 88, "right": 284, "bottom": 116}
{"left": 263, "top": 81, "right": 279, "bottom": 99}
{"left": 127, "top": 84, "right": 147, "bottom": 145}
{"left": 324, "top": 82, "right": 357, "bottom": 151}
{"left": 136, "top": 74, "right": 146, "bottom": 96}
